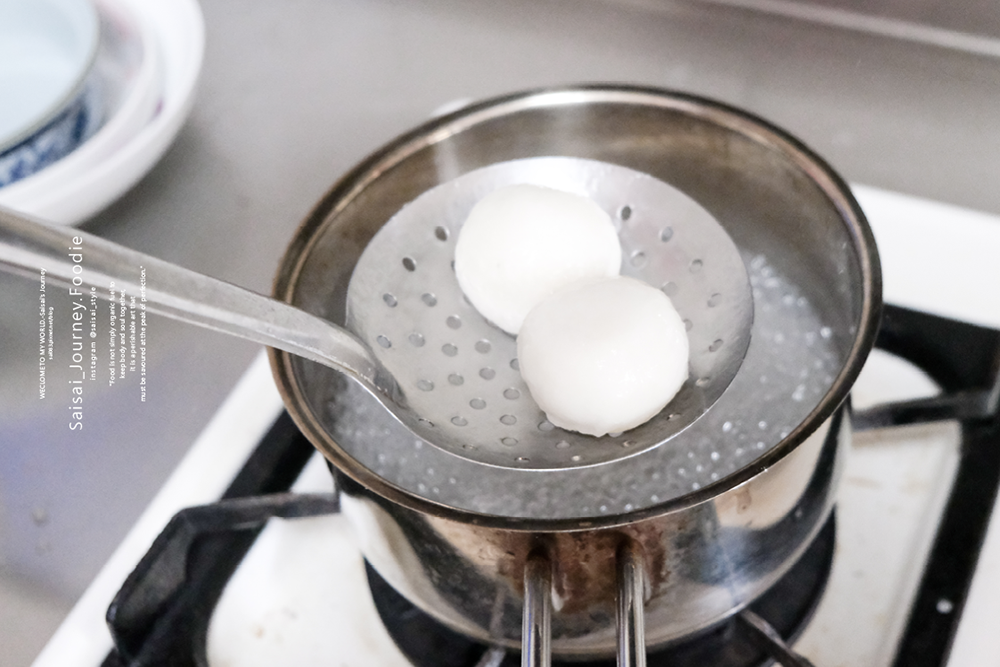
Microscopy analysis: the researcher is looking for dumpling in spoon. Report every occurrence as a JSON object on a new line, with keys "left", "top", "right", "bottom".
{"left": 517, "top": 276, "right": 690, "bottom": 437}
{"left": 454, "top": 184, "right": 621, "bottom": 334}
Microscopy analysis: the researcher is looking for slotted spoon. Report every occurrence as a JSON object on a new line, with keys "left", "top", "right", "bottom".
{"left": 0, "top": 156, "right": 752, "bottom": 471}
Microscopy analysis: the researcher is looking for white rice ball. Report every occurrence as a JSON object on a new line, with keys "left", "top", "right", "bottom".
{"left": 454, "top": 184, "right": 621, "bottom": 334}
{"left": 517, "top": 276, "right": 690, "bottom": 437}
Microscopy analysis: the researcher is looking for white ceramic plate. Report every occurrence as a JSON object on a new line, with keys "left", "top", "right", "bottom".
{"left": 0, "top": 0, "right": 204, "bottom": 225}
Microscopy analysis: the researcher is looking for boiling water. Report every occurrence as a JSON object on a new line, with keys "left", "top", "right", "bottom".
{"left": 325, "top": 252, "right": 842, "bottom": 520}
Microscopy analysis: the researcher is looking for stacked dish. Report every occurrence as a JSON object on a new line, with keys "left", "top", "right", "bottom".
{"left": 0, "top": 0, "right": 204, "bottom": 225}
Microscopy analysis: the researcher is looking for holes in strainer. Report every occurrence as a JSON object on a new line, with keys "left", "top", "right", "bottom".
{"left": 571, "top": 455, "right": 582, "bottom": 462}
{"left": 376, "top": 335, "right": 391, "bottom": 348}
{"left": 446, "top": 315, "right": 462, "bottom": 329}
{"left": 695, "top": 376, "right": 710, "bottom": 387}
{"left": 540, "top": 421, "right": 555, "bottom": 432}
{"left": 708, "top": 293, "right": 723, "bottom": 308}
{"left": 480, "top": 367, "right": 496, "bottom": 380}
{"left": 659, "top": 226, "right": 674, "bottom": 242}
{"left": 421, "top": 293, "right": 438, "bottom": 307}
{"left": 689, "top": 259, "right": 704, "bottom": 273}
{"left": 416, "top": 379, "right": 435, "bottom": 391}
{"left": 619, "top": 205, "right": 632, "bottom": 221}
{"left": 475, "top": 339, "right": 492, "bottom": 354}
{"left": 382, "top": 293, "right": 398, "bottom": 307}
{"left": 434, "top": 226, "right": 449, "bottom": 241}
{"left": 661, "top": 281, "right": 679, "bottom": 297}
{"left": 683, "top": 319, "right": 693, "bottom": 331}
{"left": 448, "top": 373, "right": 464, "bottom": 386}
{"left": 510, "top": 358, "right": 520, "bottom": 371}
{"left": 504, "top": 388, "right": 520, "bottom": 400}
{"left": 555, "top": 439, "right": 569, "bottom": 448}
{"left": 500, "top": 414, "right": 517, "bottom": 425}
{"left": 629, "top": 251, "right": 647, "bottom": 268}
{"left": 470, "top": 398, "right": 486, "bottom": 410}
{"left": 442, "top": 343, "right": 458, "bottom": 357}
{"left": 402, "top": 257, "right": 417, "bottom": 272}
{"left": 502, "top": 437, "right": 518, "bottom": 446}
{"left": 408, "top": 332, "right": 425, "bottom": 347}
{"left": 516, "top": 456, "right": 530, "bottom": 462}
{"left": 451, "top": 416, "right": 468, "bottom": 426}
{"left": 709, "top": 339, "right": 724, "bottom": 353}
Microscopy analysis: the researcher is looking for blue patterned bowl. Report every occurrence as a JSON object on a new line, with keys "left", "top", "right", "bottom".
{"left": 0, "top": 0, "right": 101, "bottom": 187}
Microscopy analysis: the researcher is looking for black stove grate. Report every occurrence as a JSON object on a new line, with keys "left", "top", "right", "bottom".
{"left": 101, "top": 305, "right": 1000, "bottom": 667}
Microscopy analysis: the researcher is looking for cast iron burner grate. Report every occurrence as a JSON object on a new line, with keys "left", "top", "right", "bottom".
{"left": 101, "top": 305, "right": 1000, "bottom": 667}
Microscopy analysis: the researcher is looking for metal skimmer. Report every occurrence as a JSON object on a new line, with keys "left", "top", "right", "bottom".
{"left": 0, "top": 157, "right": 751, "bottom": 473}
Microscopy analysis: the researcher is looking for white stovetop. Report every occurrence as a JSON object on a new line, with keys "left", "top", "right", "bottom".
{"left": 32, "top": 184, "right": 1000, "bottom": 667}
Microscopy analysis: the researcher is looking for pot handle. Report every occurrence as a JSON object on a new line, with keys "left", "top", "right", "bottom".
{"left": 617, "top": 541, "right": 647, "bottom": 667}
{"left": 522, "top": 554, "right": 552, "bottom": 667}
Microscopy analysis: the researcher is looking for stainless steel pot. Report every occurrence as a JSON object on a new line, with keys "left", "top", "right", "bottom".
{"left": 269, "top": 85, "right": 881, "bottom": 660}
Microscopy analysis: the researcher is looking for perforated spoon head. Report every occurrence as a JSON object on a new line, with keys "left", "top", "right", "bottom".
{"left": 346, "top": 157, "right": 753, "bottom": 470}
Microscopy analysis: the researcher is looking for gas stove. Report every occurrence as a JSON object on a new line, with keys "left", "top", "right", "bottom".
{"left": 28, "top": 184, "right": 1000, "bottom": 666}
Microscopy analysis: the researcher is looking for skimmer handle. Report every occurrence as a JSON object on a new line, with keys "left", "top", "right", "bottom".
{"left": 0, "top": 206, "right": 380, "bottom": 388}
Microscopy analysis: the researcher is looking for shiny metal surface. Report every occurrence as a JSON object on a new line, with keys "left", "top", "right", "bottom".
{"left": 616, "top": 542, "right": 647, "bottom": 667}
{"left": 274, "top": 86, "right": 876, "bottom": 655}
{"left": 0, "top": 208, "right": 382, "bottom": 391}
{"left": 336, "top": 412, "right": 846, "bottom": 656}
{"left": 271, "top": 85, "right": 880, "bottom": 520}
{"left": 522, "top": 555, "right": 552, "bottom": 667}
{"left": 348, "top": 156, "right": 752, "bottom": 469}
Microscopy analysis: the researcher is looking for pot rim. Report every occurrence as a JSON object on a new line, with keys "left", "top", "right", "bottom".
{"left": 269, "top": 83, "right": 882, "bottom": 532}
